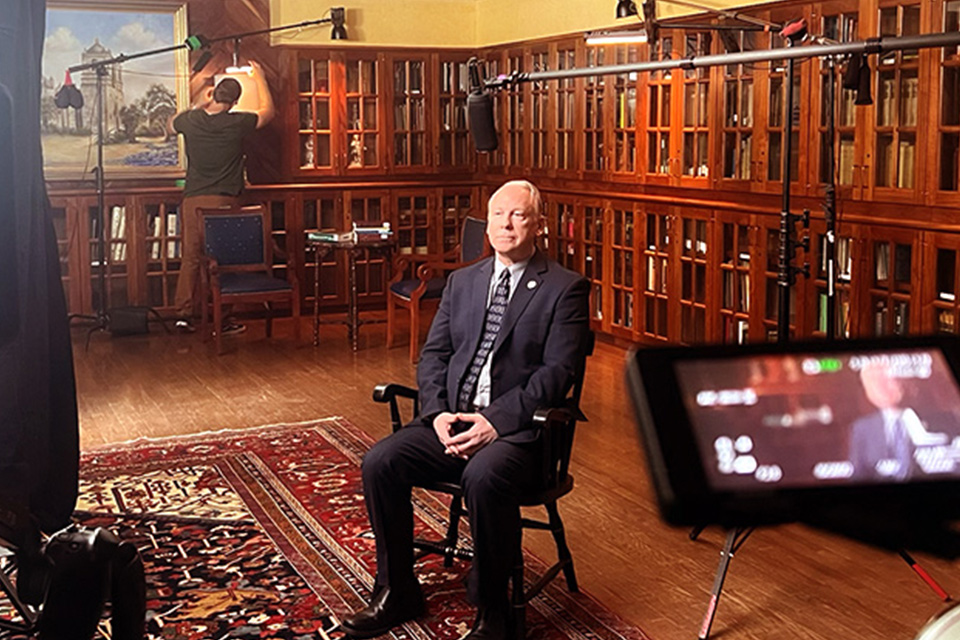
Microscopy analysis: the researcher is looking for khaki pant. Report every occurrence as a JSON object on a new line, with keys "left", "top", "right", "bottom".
{"left": 174, "top": 194, "right": 239, "bottom": 318}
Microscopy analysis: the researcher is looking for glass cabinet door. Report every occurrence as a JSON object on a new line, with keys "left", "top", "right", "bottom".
{"left": 679, "top": 32, "right": 712, "bottom": 184}
{"left": 812, "top": 8, "right": 862, "bottom": 198}
{"left": 583, "top": 47, "right": 606, "bottom": 174}
{"left": 809, "top": 223, "right": 857, "bottom": 338}
{"left": 610, "top": 203, "right": 637, "bottom": 337}
{"left": 863, "top": 229, "right": 918, "bottom": 336}
{"left": 678, "top": 213, "right": 709, "bottom": 343}
{"left": 611, "top": 44, "right": 639, "bottom": 177}
{"left": 303, "top": 193, "right": 342, "bottom": 304}
{"left": 344, "top": 56, "right": 381, "bottom": 171}
{"left": 870, "top": 2, "right": 922, "bottom": 198}
{"left": 718, "top": 215, "right": 753, "bottom": 344}
{"left": 645, "top": 36, "right": 673, "bottom": 183}
{"left": 720, "top": 30, "right": 757, "bottom": 187}
{"left": 391, "top": 56, "right": 428, "bottom": 170}
{"left": 505, "top": 50, "right": 526, "bottom": 170}
{"left": 438, "top": 55, "right": 473, "bottom": 171}
{"left": 935, "top": 0, "right": 960, "bottom": 203}
{"left": 297, "top": 56, "right": 334, "bottom": 173}
{"left": 923, "top": 234, "right": 960, "bottom": 334}
{"left": 143, "top": 200, "right": 181, "bottom": 310}
{"left": 642, "top": 210, "right": 671, "bottom": 341}
{"left": 545, "top": 197, "right": 579, "bottom": 272}
{"left": 554, "top": 45, "right": 578, "bottom": 176}
{"left": 530, "top": 47, "right": 550, "bottom": 171}
{"left": 583, "top": 202, "right": 606, "bottom": 327}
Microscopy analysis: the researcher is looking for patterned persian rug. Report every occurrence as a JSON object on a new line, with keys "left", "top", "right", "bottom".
{"left": 75, "top": 418, "right": 651, "bottom": 640}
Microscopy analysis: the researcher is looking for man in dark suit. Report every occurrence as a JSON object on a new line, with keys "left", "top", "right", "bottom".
{"left": 340, "top": 180, "right": 590, "bottom": 640}
{"left": 849, "top": 361, "right": 922, "bottom": 482}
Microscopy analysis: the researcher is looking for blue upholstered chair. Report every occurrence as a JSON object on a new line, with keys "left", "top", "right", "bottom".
{"left": 386, "top": 216, "right": 487, "bottom": 362}
{"left": 199, "top": 205, "right": 300, "bottom": 354}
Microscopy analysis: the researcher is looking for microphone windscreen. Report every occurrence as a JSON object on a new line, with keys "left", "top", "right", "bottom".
{"left": 467, "top": 91, "right": 498, "bottom": 152}
{"left": 842, "top": 54, "right": 862, "bottom": 91}
{"left": 192, "top": 49, "right": 213, "bottom": 74}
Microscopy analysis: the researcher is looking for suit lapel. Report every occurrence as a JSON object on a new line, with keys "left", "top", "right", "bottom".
{"left": 492, "top": 251, "right": 547, "bottom": 355}
{"left": 465, "top": 258, "right": 494, "bottom": 347}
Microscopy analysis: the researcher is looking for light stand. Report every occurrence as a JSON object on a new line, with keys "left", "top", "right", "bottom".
{"left": 62, "top": 13, "right": 341, "bottom": 344}
{"left": 823, "top": 56, "right": 839, "bottom": 340}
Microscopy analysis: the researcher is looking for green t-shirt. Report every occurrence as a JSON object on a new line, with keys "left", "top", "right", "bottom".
{"left": 173, "top": 109, "right": 258, "bottom": 198}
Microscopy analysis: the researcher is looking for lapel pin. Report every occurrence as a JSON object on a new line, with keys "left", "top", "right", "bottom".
{"left": 527, "top": 280, "right": 537, "bottom": 290}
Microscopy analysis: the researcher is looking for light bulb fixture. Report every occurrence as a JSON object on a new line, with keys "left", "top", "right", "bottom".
{"left": 616, "top": 0, "right": 639, "bottom": 18}
{"left": 586, "top": 29, "right": 648, "bottom": 45}
{"left": 330, "top": 7, "right": 347, "bottom": 40}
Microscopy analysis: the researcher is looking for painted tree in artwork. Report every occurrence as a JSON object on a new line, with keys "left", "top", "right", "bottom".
{"left": 138, "top": 84, "right": 176, "bottom": 140}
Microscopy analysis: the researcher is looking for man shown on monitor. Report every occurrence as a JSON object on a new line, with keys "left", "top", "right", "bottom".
{"left": 849, "top": 361, "right": 932, "bottom": 481}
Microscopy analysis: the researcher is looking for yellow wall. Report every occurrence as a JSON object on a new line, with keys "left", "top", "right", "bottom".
{"left": 272, "top": 0, "right": 758, "bottom": 48}
{"left": 270, "top": 0, "right": 479, "bottom": 48}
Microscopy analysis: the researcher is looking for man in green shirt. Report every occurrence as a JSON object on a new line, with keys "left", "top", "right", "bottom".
{"left": 171, "top": 61, "right": 275, "bottom": 333}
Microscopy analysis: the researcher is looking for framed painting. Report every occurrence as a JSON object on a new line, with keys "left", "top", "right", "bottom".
{"left": 42, "top": 0, "right": 188, "bottom": 179}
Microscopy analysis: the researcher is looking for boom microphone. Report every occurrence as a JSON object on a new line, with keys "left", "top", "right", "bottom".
{"left": 466, "top": 57, "right": 498, "bottom": 152}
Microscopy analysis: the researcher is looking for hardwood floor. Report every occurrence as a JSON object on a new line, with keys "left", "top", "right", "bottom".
{"left": 72, "top": 317, "right": 959, "bottom": 640}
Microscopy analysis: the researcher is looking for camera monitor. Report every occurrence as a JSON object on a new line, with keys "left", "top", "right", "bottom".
{"left": 627, "top": 337, "right": 960, "bottom": 528}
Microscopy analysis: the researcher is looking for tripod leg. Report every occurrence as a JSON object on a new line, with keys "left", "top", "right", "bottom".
{"left": 698, "top": 527, "right": 751, "bottom": 640}
{"left": 899, "top": 549, "right": 951, "bottom": 602}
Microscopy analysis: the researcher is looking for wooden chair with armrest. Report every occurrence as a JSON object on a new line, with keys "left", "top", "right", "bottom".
{"left": 198, "top": 204, "right": 300, "bottom": 354}
{"left": 371, "top": 331, "right": 594, "bottom": 638}
{"left": 386, "top": 216, "right": 487, "bottom": 362}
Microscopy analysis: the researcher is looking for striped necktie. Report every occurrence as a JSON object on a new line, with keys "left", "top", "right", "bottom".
{"left": 458, "top": 269, "right": 511, "bottom": 412}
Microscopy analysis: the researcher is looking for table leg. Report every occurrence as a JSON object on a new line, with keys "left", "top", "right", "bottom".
{"left": 348, "top": 249, "right": 359, "bottom": 351}
{"left": 312, "top": 247, "right": 324, "bottom": 347}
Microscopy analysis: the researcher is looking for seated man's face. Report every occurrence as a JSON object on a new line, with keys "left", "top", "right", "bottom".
{"left": 860, "top": 365, "right": 904, "bottom": 410}
{"left": 486, "top": 184, "right": 542, "bottom": 264}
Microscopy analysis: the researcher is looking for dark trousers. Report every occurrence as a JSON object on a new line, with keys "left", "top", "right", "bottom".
{"left": 361, "top": 424, "right": 539, "bottom": 608}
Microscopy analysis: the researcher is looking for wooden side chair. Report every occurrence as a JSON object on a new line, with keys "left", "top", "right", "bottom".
{"left": 198, "top": 205, "right": 300, "bottom": 354}
{"left": 372, "top": 331, "right": 594, "bottom": 638}
{"left": 386, "top": 216, "right": 487, "bottom": 362}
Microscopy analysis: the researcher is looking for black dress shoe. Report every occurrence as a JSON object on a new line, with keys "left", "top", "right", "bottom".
{"left": 340, "top": 585, "right": 426, "bottom": 639}
{"left": 461, "top": 606, "right": 514, "bottom": 640}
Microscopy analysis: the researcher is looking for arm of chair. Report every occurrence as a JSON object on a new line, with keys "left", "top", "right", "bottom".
{"left": 373, "top": 383, "right": 420, "bottom": 432}
{"left": 532, "top": 399, "right": 583, "bottom": 489}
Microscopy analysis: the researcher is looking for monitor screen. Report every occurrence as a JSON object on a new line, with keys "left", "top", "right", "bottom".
{"left": 674, "top": 347, "right": 960, "bottom": 491}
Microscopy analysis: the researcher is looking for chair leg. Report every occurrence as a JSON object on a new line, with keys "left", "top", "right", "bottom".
{"left": 443, "top": 494, "right": 464, "bottom": 567}
{"left": 545, "top": 501, "right": 578, "bottom": 592}
{"left": 291, "top": 289, "right": 301, "bottom": 342}
{"left": 386, "top": 296, "right": 396, "bottom": 349}
{"left": 511, "top": 559, "right": 526, "bottom": 639}
{"left": 409, "top": 303, "right": 420, "bottom": 363}
{"left": 265, "top": 302, "right": 274, "bottom": 337}
{"left": 213, "top": 293, "right": 224, "bottom": 355}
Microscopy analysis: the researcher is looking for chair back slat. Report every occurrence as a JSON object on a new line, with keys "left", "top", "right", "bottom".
{"left": 459, "top": 216, "right": 487, "bottom": 264}
{"left": 203, "top": 208, "right": 267, "bottom": 267}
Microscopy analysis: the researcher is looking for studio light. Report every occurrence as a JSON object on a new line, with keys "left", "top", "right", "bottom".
{"left": 330, "top": 7, "right": 347, "bottom": 40}
{"left": 616, "top": 0, "right": 639, "bottom": 19}
{"left": 586, "top": 29, "right": 648, "bottom": 45}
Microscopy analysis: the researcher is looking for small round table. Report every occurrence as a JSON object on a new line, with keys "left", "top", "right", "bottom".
{"left": 308, "top": 237, "right": 395, "bottom": 351}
